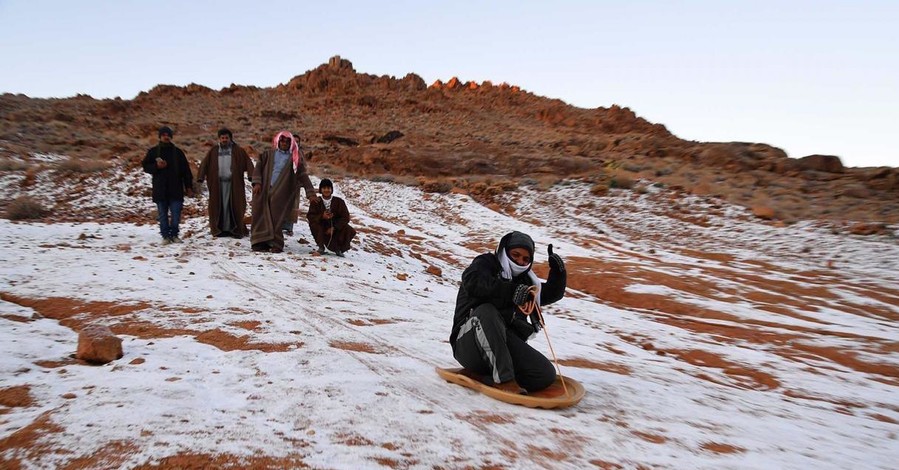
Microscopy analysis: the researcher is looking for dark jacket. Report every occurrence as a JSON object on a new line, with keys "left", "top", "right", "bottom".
{"left": 142, "top": 143, "right": 193, "bottom": 202}
{"left": 450, "top": 252, "right": 566, "bottom": 346}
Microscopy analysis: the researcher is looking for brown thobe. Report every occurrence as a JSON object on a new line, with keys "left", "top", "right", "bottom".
{"left": 307, "top": 196, "right": 356, "bottom": 253}
{"left": 250, "top": 148, "right": 314, "bottom": 251}
{"left": 283, "top": 148, "right": 309, "bottom": 231}
{"left": 197, "top": 144, "right": 254, "bottom": 237}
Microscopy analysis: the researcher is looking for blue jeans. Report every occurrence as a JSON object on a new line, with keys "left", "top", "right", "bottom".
{"left": 156, "top": 199, "right": 184, "bottom": 239}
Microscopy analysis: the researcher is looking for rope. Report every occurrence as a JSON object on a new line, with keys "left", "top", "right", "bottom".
{"left": 523, "top": 295, "right": 568, "bottom": 395}
{"left": 326, "top": 204, "right": 334, "bottom": 251}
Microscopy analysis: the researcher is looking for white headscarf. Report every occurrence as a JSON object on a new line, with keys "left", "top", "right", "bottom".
{"left": 496, "top": 244, "right": 543, "bottom": 305}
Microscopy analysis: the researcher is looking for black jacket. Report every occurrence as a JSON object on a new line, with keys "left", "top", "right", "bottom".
{"left": 450, "top": 252, "right": 566, "bottom": 346}
{"left": 142, "top": 144, "right": 192, "bottom": 202}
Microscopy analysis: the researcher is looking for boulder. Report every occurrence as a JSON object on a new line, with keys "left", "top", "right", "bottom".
{"left": 752, "top": 206, "right": 776, "bottom": 220}
{"left": 862, "top": 168, "right": 899, "bottom": 191}
{"left": 849, "top": 222, "right": 886, "bottom": 236}
{"left": 798, "top": 155, "right": 844, "bottom": 173}
{"left": 375, "top": 131, "right": 404, "bottom": 144}
{"left": 444, "top": 77, "right": 463, "bottom": 90}
{"left": 840, "top": 185, "right": 872, "bottom": 199}
{"left": 399, "top": 73, "right": 427, "bottom": 91}
{"left": 327, "top": 55, "right": 354, "bottom": 71}
{"left": 76, "top": 325, "right": 123, "bottom": 364}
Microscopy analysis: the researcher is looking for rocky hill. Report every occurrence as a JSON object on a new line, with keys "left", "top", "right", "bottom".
{"left": 1, "top": 55, "right": 897, "bottom": 225}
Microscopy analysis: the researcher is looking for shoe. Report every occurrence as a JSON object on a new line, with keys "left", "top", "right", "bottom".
{"left": 162, "top": 237, "right": 173, "bottom": 245}
{"left": 269, "top": 247, "right": 283, "bottom": 253}
{"left": 335, "top": 251, "right": 345, "bottom": 257}
{"left": 252, "top": 244, "right": 269, "bottom": 252}
{"left": 317, "top": 246, "right": 326, "bottom": 255}
{"left": 170, "top": 236, "right": 182, "bottom": 243}
{"left": 285, "top": 230, "right": 294, "bottom": 236}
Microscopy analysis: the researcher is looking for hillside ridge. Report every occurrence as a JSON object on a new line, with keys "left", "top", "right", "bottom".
{"left": 1, "top": 55, "right": 897, "bottom": 224}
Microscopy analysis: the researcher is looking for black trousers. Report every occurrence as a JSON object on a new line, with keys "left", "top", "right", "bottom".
{"left": 452, "top": 303, "right": 556, "bottom": 392}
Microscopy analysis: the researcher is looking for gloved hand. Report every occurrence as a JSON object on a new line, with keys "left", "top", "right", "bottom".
{"left": 548, "top": 244, "right": 565, "bottom": 273}
{"left": 512, "top": 284, "right": 534, "bottom": 306}
{"left": 510, "top": 317, "right": 538, "bottom": 341}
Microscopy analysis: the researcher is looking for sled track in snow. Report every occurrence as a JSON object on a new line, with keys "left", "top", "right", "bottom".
{"left": 209, "top": 254, "right": 609, "bottom": 467}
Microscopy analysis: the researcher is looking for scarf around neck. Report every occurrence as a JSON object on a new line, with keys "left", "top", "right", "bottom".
{"left": 496, "top": 247, "right": 543, "bottom": 305}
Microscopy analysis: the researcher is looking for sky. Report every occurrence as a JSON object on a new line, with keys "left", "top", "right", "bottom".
{"left": 1, "top": 0, "right": 897, "bottom": 168}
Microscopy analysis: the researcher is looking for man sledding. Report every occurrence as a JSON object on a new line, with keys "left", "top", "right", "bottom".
{"left": 449, "top": 231, "right": 567, "bottom": 395}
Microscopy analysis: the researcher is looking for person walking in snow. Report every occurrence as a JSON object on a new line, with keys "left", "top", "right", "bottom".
{"left": 306, "top": 178, "right": 356, "bottom": 256}
{"left": 141, "top": 126, "right": 193, "bottom": 244}
{"left": 450, "top": 231, "right": 567, "bottom": 393}
{"left": 250, "top": 130, "right": 317, "bottom": 253}
{"left": 280, "top": 135, "right": 310, "bottom": 237}
{"left": 196, "top": 128, "right": 254, "bottom": 238}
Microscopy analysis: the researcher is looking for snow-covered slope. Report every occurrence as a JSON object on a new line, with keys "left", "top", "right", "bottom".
{"left": 1, "top": 170, "right": 898, "bottom": 469}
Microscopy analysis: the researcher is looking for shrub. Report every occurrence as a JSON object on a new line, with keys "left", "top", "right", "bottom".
{"left": 420, "top": 180, "right": 453, "bottom": 193}
{"left": 609, "top": 175, "right": 635, "bottom": 189}
{"left": 590, "top": 182, "right": 609, "bottom": 195}
{"left": 0, "top": 158, "right": 29, "bottom": 171}
{"left": 655, "top": 167, "right": 674, "bottom": 177}
{"left": 56, "top": 158, "right": 109, "bottom": 174}
{"left": 369, "top": 174, "right": 395, "bottom": 183}
{"left": 395, "top": 175, "right": 419, "bottom": 187}
{"left": 6, "top": 196, "right": 49, "bottom": 220}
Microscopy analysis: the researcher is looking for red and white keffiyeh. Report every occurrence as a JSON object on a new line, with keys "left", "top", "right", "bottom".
{"left": 272, "top": 130, "right": 303, "bottom": 170}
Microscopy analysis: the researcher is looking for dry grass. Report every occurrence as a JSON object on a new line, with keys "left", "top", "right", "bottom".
{"left": 394, "top": 175, "right": 420, "bottom": 187}
{"left": 369, "top": 174, "right": 395, "bottom": 183}
{"left": 55, "top": 158, "right": 110, "bottom": 174}
{"left": 6, "top": 196, "right": 49, "bottom": 220}
{"left": 0, "top": 158, "right": 30, "bottom": 171}
{"left": 418, "top": 179, "right": 453, "bottom": 193}
{"left": 590, "top": 182, "right": 609, "bottom": 195}
{"left": 610, "top": 174, "right": 635, "bottom": 189}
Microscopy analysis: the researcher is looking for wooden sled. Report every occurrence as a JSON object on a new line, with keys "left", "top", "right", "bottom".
{"left": 436, "top": 367, "right": 585, "bottom": 409}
